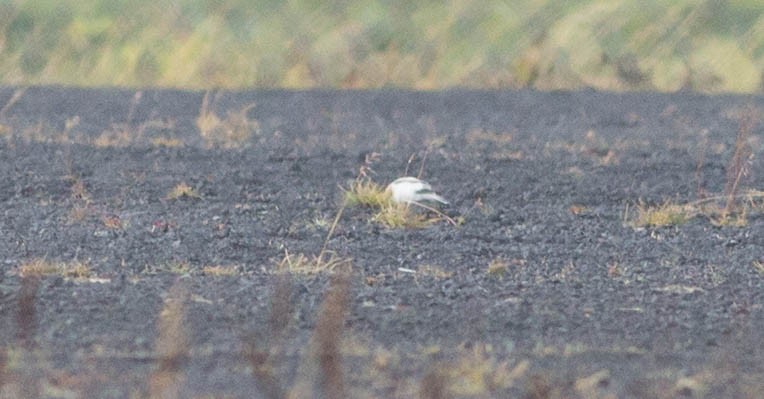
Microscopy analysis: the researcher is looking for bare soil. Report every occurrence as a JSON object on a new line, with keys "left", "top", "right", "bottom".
{"left": 0, "top": 87, "right": 763, "bottom": 398}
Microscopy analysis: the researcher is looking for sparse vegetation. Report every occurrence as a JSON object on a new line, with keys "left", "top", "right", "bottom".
{"left": 164, "top": 261, "right": 191, "bottom": 275}
{"left": 628, "top": 109, "right": 761, "bottom": 228}
{"left": 443, "top": 344, "right": 527, "bottom": 396}
{"left": 627, "top": 199, "right": 694, "bottom": 227}
{"left": 101, "top": 214, "right": 124, "bottom": 230}
{"left": 69, "top": 178, "right": 90, "bottom": 201}
{"left": 140, "top": 261, "right": 193, "bottom": 275}
{"left": 2, "top": 28, "right": 763, "bottom": 397}
{"left": 371, "top": 201, "right": 435, "bottom": 229}
{"left": 2, "top": 252, "right": 761, "bottom": 398}
{"left": 417, "top": 264, "right": 453, "bottom": 279}
{"left": 343, "top": 179, "right": 391, "bottom": 208}
{"left": 92, "top": 128, "right": 134, "bottom": 148}
{"left": 275, "top": 249, "right": 351, "bottom": 275}
{"left": 343, "top": 152, "right": 455, "bottom": 228}
{"left": 344, "top": 177, "right": 449, "bottom": 228}
{"left": 721, "top": 110, "right": 755, "bottom": 218}
{"left": 244, "top": 270, "right": 353, "bottom": 399}
{"left": 151, "top": 136, "right": 184, "bottom": 148}
{"left": 166, "top": 182, "right": 200, "bottom": 200}
{"left": 487, "top": 257, "right": 509, "bottom": 277}
{"left": 343, "top": 174, "right": 436, "bottom": 228}
{"left": 1, "top": 90, "right": 186, "bottom": 148}
{"left": 67, "top": 204, "right": 92, "bottom": 224}
{"left": 18, "top": 258, "right": 91, "bottom": 279}
{"left": 752, "top": 261, "right": 764, "bottom": 275}
{"left": 201, "top": 265, "right": 239, "bottom": 276}
{"left": 197, "top": 91, "right": 259, "bottom": 148}
{"left": 627, "top": 190, "right": 764, "bottom": 228}
{"left": 66, "top": 177, "right": 94, "bottom": 223}
{"left": 277, "top": 178, "right": 352, "bottom": 275}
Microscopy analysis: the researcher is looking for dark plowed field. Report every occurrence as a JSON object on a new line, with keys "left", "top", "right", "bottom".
{"left": 0, "top": 87, "right": 762, "bottom": 398}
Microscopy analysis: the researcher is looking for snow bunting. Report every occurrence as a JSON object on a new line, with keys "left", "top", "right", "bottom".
{"left": 386, "top": 177, "right": 449, "bottom": 205}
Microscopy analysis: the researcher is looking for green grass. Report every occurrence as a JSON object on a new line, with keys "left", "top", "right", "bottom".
{"left": 1, "top": 0, "right": 763, "bottom": 91}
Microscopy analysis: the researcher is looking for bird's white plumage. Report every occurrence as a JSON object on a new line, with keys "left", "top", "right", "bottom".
{"left": 386, "top": 176, "right": 449, "bottom": 205}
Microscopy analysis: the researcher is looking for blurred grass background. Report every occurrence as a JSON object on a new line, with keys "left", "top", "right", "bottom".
{"left": 0, "top": 0, "right": 762, "bottom": 92}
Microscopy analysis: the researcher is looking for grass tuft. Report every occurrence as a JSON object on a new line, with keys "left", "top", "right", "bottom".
{"left": 276, "top": 249, "right": 351, "bottom": 275}
{"left": 197, "top": 91, "right": 259, "bottom": 148}
{"left": 343, "top": 179, "right": 391, "bottom": 208}
{"left": 343, "top": 152, "right": 454, "bottom": 228}
{"left": 487, "top": 257, "right": 509, "bottom": 277}
{"left": 371, "top": 201, "right": 435, "bottom": 229}
{"left": 18, "top": 258, "right": 91, "bottom": 279}
{"left": 151, "top": 137, "right": 184, "bottom": 147}
{"left": 166, "top": 182, "right": 200, "bottom": 200}
{"left": 627, "top": 190, "right": 764, "bottom": 228}
{"left": 628, "top": 200, "right": 693, "bottom": 227}
{"left": 752, "top": 261, "right": 764, "bottom": 275}
{"left": 201, "top": 265, "right": 238, "bottom": 276}
{"left": 101, "top": 214, "right": 124, "bottom": 230}
{"left": 417, "top": 264, "right": 454, "bottom": 279}
{"left": 344, "top": 176, "right": 454, "bottom": 228}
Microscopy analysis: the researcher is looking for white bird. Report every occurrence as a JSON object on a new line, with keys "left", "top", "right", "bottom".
{"left": 386, "top": 177, "right": 449, "bottom": 205}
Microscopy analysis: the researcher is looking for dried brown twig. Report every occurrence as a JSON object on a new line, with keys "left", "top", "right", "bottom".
{"left": 723, "top": 110, "right": 755, "bottom": 216}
